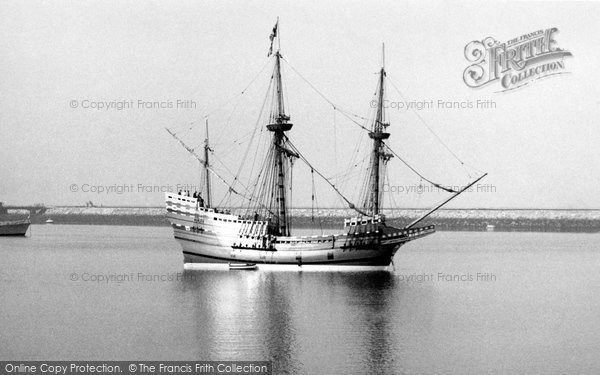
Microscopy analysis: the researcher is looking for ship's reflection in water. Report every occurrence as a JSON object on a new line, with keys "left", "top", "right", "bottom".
{"left": 177, "top": 269, "right": 435, "bottom": 374}
{"left": 4, "top": 227, "right": 599, "bottom": 373}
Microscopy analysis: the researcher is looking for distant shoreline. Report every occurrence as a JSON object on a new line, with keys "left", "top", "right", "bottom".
{"left": 8, "top": 206, "right": 598, "bottom": 233}
{"left": 41, "top": 206, "right": 600, "bottom": 211}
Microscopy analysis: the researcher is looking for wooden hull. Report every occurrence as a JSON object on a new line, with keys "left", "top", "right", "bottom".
{"left": 0, "top": 220, "right": 30, "bottom": 236}
{"left": 165, "top": 193, "right": 435, "bottom": 267}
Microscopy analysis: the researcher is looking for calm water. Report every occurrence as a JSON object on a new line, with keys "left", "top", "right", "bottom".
{"left": 1, "top": 225, "right": 599, "bottom": 374}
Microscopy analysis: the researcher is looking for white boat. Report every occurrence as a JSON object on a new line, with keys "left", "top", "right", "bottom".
{"left": 229, "top": 263, "right": 258, "bottom": 270}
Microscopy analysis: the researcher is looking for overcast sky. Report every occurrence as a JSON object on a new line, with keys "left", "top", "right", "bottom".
{"left": 1, "top": 0, "right": 599, "bottom": 209}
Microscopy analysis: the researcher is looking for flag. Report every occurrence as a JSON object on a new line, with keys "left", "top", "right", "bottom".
{"left": 268, "top": 20, "right": 278, "bottom": 56}
{"left": 270, "top": 22, "right": 278, "bottom": 41}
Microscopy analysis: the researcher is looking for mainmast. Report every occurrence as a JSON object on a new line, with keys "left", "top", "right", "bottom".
{"left": 203, "top": 119, "right": 212, "bottom": 208}
{"left": 367, "top": 44, "right": 392, "bottom": 215}
{"left": 266, "top": 22, "right": 293, "bottom": 236}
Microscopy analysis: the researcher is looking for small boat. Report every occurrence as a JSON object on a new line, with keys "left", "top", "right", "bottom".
{"left": 0, "top": 219, "right": 30, "bottom": 236}
{"left": 229, "top": 263, "right": 258, "bottom": 270}
{"left": 45, "top": 219, "right": 54, "bottom": 224}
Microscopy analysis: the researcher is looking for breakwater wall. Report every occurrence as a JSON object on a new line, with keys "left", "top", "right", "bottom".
{"left": 28, "top": 207, "right": 600, "bottom": 232}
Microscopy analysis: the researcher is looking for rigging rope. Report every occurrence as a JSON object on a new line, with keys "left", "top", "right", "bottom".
{"left": 311, "top": 169, "right": 315, "bottom": 222}
{"left": 179, "top": 53, "right": 486, "bottom": 216}
{"left": 386, "top": 75, "right": 486, "bottom": 174}
{"left": 333, "top": 108, "right": 337, "bottom": 185}
{"left": 281, "top": 56, "right": 486, "bottom": 188}
{"left": 281, "top": 57, "right": 372, "bottom": 133}
{"left": 170, "top": 58, "right": 273, "bottom": 138}
{"left": 165, "top": 127, "right": 258, "bottom": 208}
{"left": 382, "top": 142, "right": 458, "bottom": 194}
{"left": 310, "top": 168, "right": 325, "bottom": 234}
{"left": 228, "top": 73, "right": 274, "bottom": 201}
{"left": 281, "top": 56, "right": 477, "bottom": 189}
{"left": 201, "top": 58, "right": 273, "bottom": 122}
{"left": 211, "top": 154, "right": 248, "bottom": 190}
{"left": 284, "top": 137, "right": 368, "bottom": 216}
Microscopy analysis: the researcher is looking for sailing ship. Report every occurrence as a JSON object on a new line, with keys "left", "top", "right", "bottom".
{"left": 165, "top": 22, "right": 486, "bottom": 268}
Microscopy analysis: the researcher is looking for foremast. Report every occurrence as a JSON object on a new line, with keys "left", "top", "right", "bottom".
{"left": 364, "top": 44, "right": 393, "bottom": 216}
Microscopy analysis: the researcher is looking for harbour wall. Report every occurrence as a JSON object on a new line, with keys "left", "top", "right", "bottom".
{"left": 22, "top": 207, "right": 600, "bottom": 232}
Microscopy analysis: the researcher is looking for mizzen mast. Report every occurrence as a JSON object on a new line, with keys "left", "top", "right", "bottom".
{"left": 203, "top": 119, "right": 212, "bottom": 208}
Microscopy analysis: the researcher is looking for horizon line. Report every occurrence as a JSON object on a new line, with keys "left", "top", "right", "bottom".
{"left": 28, "top": 205, "right": 600, "bottom": 211}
